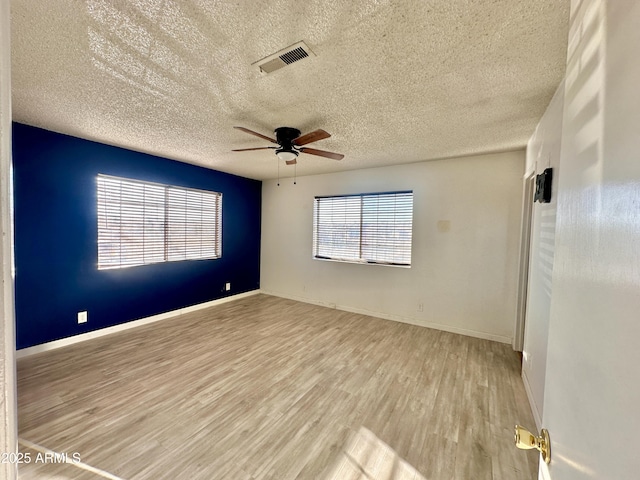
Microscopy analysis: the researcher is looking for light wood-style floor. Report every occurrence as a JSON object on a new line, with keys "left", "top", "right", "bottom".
{"left": 17, "top": 294, "right": 538, "bottom": 479}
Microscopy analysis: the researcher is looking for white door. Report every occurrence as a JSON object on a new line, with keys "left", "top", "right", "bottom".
{"left": 538, "top": 1, "right": 640, "bottom": 479}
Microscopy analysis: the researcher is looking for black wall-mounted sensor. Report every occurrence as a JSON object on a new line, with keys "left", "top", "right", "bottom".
{"left": 534, "top": 168, "right": 553, "bottom": 203}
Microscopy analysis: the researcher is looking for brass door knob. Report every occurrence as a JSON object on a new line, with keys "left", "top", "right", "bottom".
{"left": 514, "top": 425, "right": 551, "bottom": 464}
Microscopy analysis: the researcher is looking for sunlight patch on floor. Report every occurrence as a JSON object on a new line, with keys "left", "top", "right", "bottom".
{"left": 324, "top": 427, "right": 426, "bottom": 480}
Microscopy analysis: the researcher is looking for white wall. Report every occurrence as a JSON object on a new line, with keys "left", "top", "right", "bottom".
{"left": 521, "top": 82, "right": 564, "bottom": 428}
{"left": 261, "top": 151, "right": 524, "bottom": 343}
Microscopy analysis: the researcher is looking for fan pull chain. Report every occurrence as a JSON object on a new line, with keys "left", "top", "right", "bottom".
{"left": 294, "top": 162, "right": 297, "bottom": 185}
{"left": 277, "top": 158, "right": 280, "bottom": 186}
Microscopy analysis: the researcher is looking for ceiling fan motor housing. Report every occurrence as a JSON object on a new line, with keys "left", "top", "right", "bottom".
{"left": 274, "top": 127, "right": 301, "bottom": 150}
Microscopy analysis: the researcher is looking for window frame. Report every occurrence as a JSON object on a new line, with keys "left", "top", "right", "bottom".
{"left": 312, "top": 190, "right": 413, "bottom": 267}
{"left": 97, "top": 174, "right": 222, "bottom": 270}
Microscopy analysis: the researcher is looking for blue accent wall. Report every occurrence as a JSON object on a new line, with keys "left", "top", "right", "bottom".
{"left": 13, "top": 123, "right": 261, "bottom": 349}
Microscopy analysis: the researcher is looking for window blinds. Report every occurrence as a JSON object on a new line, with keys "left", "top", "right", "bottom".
{"left": 97, "top": 175, "right": 221, "bottom": 269}
{"left": 313, "top": 191, "right": 413, "bottom": 266}
{"left": 166, "top": 187, "right": 221, "bottom": 261}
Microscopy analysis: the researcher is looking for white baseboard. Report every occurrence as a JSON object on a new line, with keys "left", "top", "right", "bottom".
{"left": 16, "top": 290, "right": 261, "bottom": 358}
{"left": 262, "top": 290, "right": 512, "bottom": 344}
{"left": 522, "top": 368, "right": 542, "bottom": 431}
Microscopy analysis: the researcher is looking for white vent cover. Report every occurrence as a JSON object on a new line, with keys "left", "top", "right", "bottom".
{"left": 254, "top": 41, "right": 315, "bottom": 74}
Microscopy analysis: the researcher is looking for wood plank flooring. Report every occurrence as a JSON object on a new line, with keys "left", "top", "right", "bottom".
{"left": 17, "top": 294, "right": 538, "bottom": 479}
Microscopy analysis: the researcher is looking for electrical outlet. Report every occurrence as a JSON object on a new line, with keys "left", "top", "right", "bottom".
{"left": 77, "top": 311, "right": 88, "bottom": 324}
{"left": 417, "top": 303, "right": 424, "bottom": 312}
{"left": 225, "top": 282, "right": 231, "bottom": 291}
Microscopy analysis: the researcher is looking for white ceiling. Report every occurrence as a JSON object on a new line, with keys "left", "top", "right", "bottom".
{"left": 11, "top": 0, "right": 569, "bottom": 180}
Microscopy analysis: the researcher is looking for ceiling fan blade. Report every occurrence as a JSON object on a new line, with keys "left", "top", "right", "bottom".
{"left": 233, "top": 126, "right": 277, "bottom": 144}
{"left": 299, "top": 147, "right": 344, "bottom": 160}
{"left": 293, "top": 129, "right": 331, "bottom": 146}
{"left": 285, "top": 159, "right": 297, "bottom": 165}
{"left": 231, "top": 147, "right": 276, "bottom": 152}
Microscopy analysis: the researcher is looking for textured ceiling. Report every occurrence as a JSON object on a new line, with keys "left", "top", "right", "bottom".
{"left": 11, "top": 0, "right": 570, "bottom": 180}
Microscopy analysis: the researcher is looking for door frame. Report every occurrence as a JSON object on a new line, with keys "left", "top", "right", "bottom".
{"left": 1, "top": 1, "right": 18, "bottom": 478}
{"left": 513, "top": 171, "right": 535, "bottom": 352}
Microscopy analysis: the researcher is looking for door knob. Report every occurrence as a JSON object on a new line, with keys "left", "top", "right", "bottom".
{"left": 514, "top": 425, "right": 551, "bottom": 464}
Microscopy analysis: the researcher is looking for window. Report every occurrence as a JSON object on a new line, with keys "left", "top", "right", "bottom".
{"left": 313, "top": 191, "right": 413, "bottom": 266}
{"left": 97, "top": 175, "right": 222, "bottom": 269}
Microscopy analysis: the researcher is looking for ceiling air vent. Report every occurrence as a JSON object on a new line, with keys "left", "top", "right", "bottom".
{"left": 254, "top": 41, "right": 315, "bottom": 74}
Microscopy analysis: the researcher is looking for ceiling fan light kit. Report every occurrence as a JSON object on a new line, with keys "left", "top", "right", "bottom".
{"left": 276, "top": 150, "right": 298, "bottom": 163}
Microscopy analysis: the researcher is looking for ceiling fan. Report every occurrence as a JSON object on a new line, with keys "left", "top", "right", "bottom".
{"left": 232, "top": 126, "right": 344, "bottom": 164}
